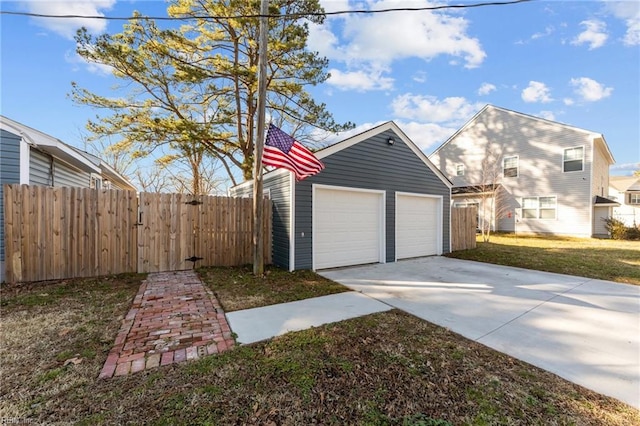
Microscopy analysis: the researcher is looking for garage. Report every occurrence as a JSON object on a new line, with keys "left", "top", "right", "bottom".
{"left": 396, "top": 193, "right": 442, "bottom": 260}
{"left": 230, "top": 121, "right": 452, "bottom": 271}
{"left": 313, "top": 186, "right": 384, "bottom": 270}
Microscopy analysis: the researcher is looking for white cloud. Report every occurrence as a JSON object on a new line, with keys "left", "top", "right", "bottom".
{"left": 307, "top": 20, "right": 341, "bottom": 57}
{"left": 610, "top": 162, "right": 640, "bottom": 174}
{"left": 64, "top": 49, "right": 112, "bottom": 75}
{"left": 309, "top": 0, "right": 486, "bottom": 92}
{"left": 396, "top": 121, "right": 457, "bottom": 151}
{"left": 571, "top": 19, "right": 608, "bottom": 49}
{"left": 320, "top": 120, "right": 457, "bottom": 152}
{"left": 531, "top": 25, "right": 555, "bottom": 40}
{"left": 537, "top": 110, "right": 556, "bottom": 121}
{"left": 521, "top": 81, "right": 553, "bottom": 103}
{"left": 605, "top": 1, "right": 640, "bottom": 46}
{"left": 318, "top": 0, "right": 350, "bottom": 14}
{"left": 570, "top": 77, "right": 613, "bottom": 102}
{"left": 326, "top": 93, "right": 482, "bottom": 151}
{"left": 314, "top": 92, "right": 481, "bottom": 151}
{"left": 327, "top": 68, "right": 394, "bottom": 91}
{"left": 22, "top": 0, "right": 116, "bottom": 39}
{"left": 563, "top": 98, "right": 575, "bottom": 106}
{"left": 391, "top": 94, "right": 482, "bottom": 124}
{"left": 515, "top": 25, "right": 555, "bottom": 44}
{"left": 412, "top": 71, "right": 427, "bottom": 83}
{"left": 477, "top": 82, "right": 496, "bottom": 96}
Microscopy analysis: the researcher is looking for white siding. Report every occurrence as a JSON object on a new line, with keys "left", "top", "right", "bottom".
{"left": 591, "top": 140, "right": 610, "bottom": 199}
{"left": 610, "top": 186, "right": 640, "bottom": 227}
{"left": 430, "top": 106, "right": 601, "bottom": 237}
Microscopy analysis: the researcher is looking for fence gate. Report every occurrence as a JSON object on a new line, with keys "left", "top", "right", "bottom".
{"left": 451, "top": 206, "right": 477, "bottom": 251}
{"left": 137, "top": 192, "right": 270, "bottom": 273}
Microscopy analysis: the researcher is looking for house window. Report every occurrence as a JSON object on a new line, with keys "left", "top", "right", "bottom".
{"left": 503, "top": 156, "right": 518, "bottom": 177}
{"left": 563, "top": 146, "right": 584, "bottom": 172}
{"left": 90, "top": 174, "right": 101, "bottom": 190}
{"left": 522, "top": 196, "right": 557, "bottom": 219}
{"left": 630, "top": 193, "right": 640, "bottom": 204}
{"left": 456, "top": 164, "right": 465, "bottom": 176}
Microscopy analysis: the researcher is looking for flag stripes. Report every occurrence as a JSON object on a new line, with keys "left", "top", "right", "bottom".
{"left": 262, "top": 124, "right": 324, "bottom": 180}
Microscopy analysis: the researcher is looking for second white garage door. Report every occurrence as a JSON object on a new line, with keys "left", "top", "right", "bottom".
{"left": 396, "top": 193, "right": 441, "bottom": 260}
{"left": 313, "top": 185, "right": 384, "bottom": 270}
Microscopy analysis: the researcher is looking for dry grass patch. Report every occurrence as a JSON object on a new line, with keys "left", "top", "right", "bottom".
{"left": 198, "top": 264, "right": 349, "bottom": 311}
{"left": 448, "top": 233, "right": 640, "bottom": 285}
{"left": 0, "top": 274, "right": 143, "bottom": 419}
{"left": 4, "top": 305, "right": 638, "bottom": 425}
{"left": 1, "top": 269, "right": 638, "bottom": 425}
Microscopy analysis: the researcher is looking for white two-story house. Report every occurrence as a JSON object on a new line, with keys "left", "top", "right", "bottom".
{"left": 429, "top": 105, "right": 618, "bottom": 238}
{"left": 609, "top": 175, "right": 640, "bottom": 227}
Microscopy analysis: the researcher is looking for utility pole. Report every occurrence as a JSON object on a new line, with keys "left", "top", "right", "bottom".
{"left": 252, "top": 0, "right": 269, "bottom": 276}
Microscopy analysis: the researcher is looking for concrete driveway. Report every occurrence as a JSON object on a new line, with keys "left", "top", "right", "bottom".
{"left": 319, "top": 257, "right": 640, "bottom": 409}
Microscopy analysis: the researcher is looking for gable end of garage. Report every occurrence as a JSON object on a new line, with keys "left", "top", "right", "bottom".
{"left": 294, "top": 126, "right": 451, "bottom": 270}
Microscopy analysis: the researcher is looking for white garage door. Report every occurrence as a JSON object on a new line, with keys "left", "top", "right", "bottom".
{"left": 396, "top": 193, "right": 441, "bottom": 260}
{"left": 313, "top": 186, "right": 384, "bottom": 270}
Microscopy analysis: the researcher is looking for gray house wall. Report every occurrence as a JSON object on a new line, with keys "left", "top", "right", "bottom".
{"left": 29, "top": 149, "right": 91, "bottom": 188}
{"left": 230, "top": 171, "right": 292, "bottom": 269}
{"left": 1, "top": 129, "right": 21, "bottom": 267}
{"left": 430, "top": 106, "right": 601, "bottom": 237}
{"left": 294, "top": 129, "right": 451, "bottom": 270}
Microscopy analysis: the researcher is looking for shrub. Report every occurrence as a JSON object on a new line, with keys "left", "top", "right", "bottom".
{"left": 627, "top": 226, "right": 640, "bottom": 240}
{"left": 603, "top": 217, "right": 640, "bottom": 240}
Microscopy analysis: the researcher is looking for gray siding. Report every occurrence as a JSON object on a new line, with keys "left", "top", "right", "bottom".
{"left": 1, "top": 129, "right": 21, "bottom": 263}
{"left": 264, "top": 173, "right": 291, "bottom": 269}
{"left": 230, "top": 172, "right": 291, "bottom": 269}
{"left": 294, "top": 129, "right": 451, "bottom": 270}
{"left": 30, "top": 148, "right": 90, "bottom": 188}
{"left": 430, "top": 106, "right": 596, "bottom": 237}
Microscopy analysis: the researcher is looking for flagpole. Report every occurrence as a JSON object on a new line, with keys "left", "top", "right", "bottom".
{"left": 253, "top": 0, "right": 269, "bottom": 276}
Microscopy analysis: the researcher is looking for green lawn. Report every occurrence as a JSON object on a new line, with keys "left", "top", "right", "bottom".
{"left": 1, "top": 267, "right": 638, "bottom": 425}
{"left": 447, "top": 233, "right": 640, "bottom": 285}
{"left": 198, "top": 264, "right": 349, "bottom": 311}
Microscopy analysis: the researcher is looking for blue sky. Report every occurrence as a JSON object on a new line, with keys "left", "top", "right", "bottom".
{"left": 1, "top": 0, "right": 639, "bottom": 178}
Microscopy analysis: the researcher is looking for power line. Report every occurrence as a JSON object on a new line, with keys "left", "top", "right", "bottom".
{"left": 0, "top": 0, "right": 533, "bottom": 22}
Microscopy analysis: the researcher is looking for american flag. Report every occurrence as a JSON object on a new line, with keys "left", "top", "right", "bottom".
{"left": 262, "top": 124, "right": 324, "bottom": 180}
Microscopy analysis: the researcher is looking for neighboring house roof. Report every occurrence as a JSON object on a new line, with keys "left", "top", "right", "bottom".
{"left": 429, "top": 104, "right": 615, "bottom": 165}
{"left": 1, "top": 115, "right": 101, "bottom": 174}
{"left": 451, "top": 184, "right": 501, "bottom": 196}
{"left": 594, "top": 195, "right": 620, "bottom": 207}
{"left": 0, "top": 115, "right": 135, "bottom": 190}
{"left": 610, "top": 176, "right": 640, "bottom": 192}
{"left": 72, "top": 148, "right": 137, "bottom": 191}
{"left": 247, "top": 121, "right": 452, "bottom": 188}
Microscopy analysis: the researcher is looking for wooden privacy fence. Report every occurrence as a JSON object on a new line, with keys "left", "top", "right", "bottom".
{"left": 137, "top": 192, "right": 271, "bottom": 273}
{"left": 451, "top": 206, "right": 477, "bottom": 251}
{"left": 3, "top": 184, "right": 271, "bottom": 283}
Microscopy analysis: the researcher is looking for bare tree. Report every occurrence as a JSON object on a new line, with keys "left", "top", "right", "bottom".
{"left": 133, "top": 165, "right": 174, "bottom": 194}
{"left": 477, "top": 144, "right": 513, "bottom": 242}
{"left": 78, "top": 131, "right": 136, "bottom": 178}
{"left": 133, "top": 155, "right": 224, "bottom": 195}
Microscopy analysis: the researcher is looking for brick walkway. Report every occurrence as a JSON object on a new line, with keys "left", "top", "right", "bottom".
{"left": 99, "top": 270, "right": 235, "bottom": 378}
